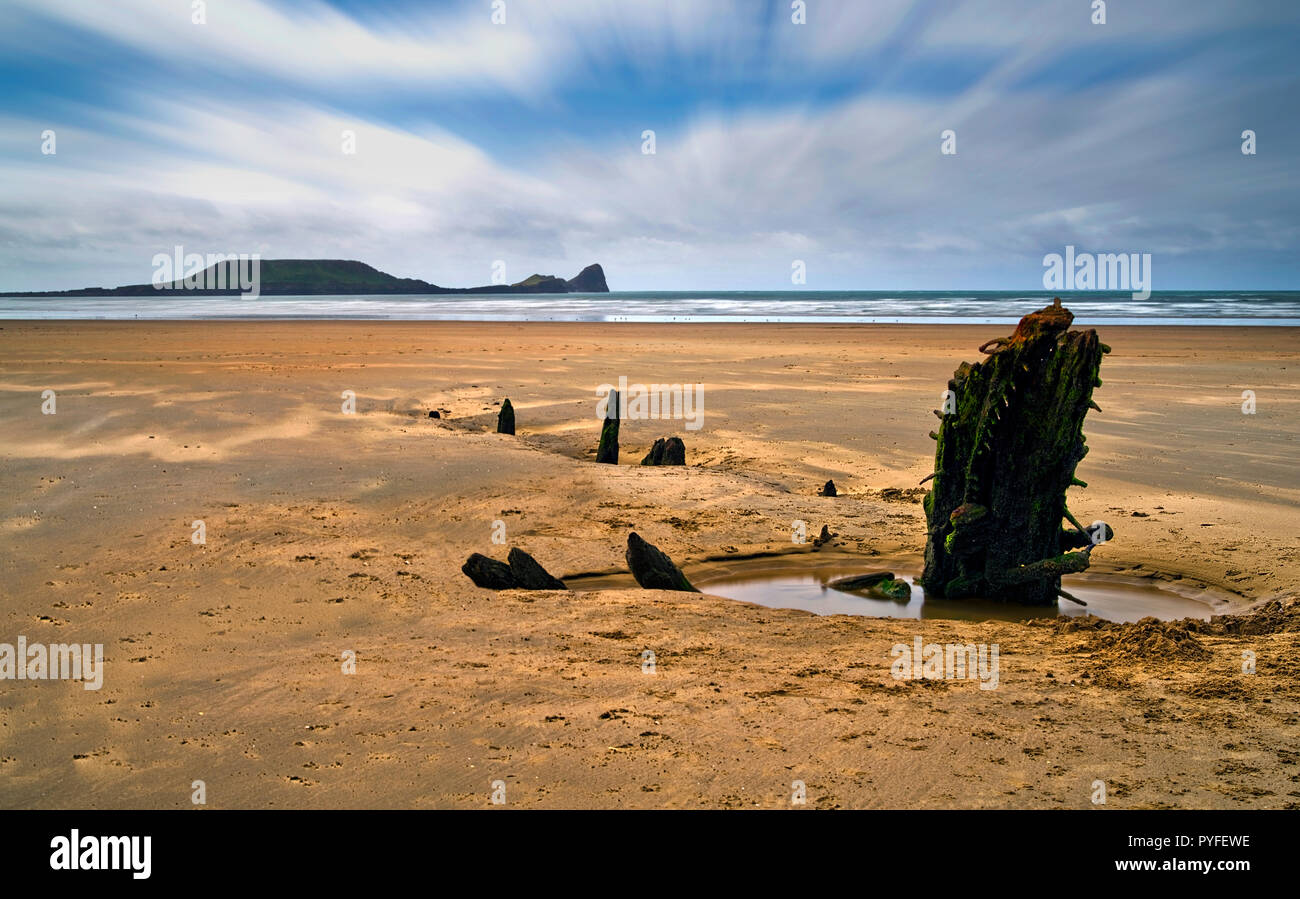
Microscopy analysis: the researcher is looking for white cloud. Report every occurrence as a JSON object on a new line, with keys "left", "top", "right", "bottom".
{"left": 1, "top": 0, "right": 1297, "bottom": 290}
{"left": 7, "top": 0, "right": 548, "bottom": 97}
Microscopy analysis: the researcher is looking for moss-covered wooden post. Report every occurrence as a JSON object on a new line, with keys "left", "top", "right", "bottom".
{"left": 921, "top": 299, "right": 1111, "bottom": 604}
{"left": 596, "top": 389, "right": 620, "bottom": 464}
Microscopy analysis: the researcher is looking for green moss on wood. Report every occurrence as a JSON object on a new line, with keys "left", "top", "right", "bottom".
{"left": 921, "top": 299, "right": 1110, "bottom": 605}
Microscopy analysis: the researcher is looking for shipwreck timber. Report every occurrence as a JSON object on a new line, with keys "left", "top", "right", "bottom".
{"left": 921, "top": 299, "right": 1111, "bottom": 605}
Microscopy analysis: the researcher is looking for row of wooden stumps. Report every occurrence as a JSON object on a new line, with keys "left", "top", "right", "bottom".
{"left": 467, "top": 388, "right": 696, "bottom": 593}
{"left": 463, "top": 532, "right": 697, "bottom": 593}
{"left": 495, "top": 391, "right": 682, "bottom": 465}
{"left": 921, "top": 298, "right": 1112, "bottom": 605}
{"left": 484, "top": 300, "right": 1105, "bottom": 607}
{"left": 595, "top": 389, "right": 685, "bottom": 465}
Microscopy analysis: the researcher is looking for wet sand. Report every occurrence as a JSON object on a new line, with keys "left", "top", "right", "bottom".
{"left": 0, "top": 320, "right": 1297, "bottom": 808}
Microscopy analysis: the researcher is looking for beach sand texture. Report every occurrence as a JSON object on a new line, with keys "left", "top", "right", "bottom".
{"left": 1, "top": 321, "right": 1297, "bottom": 808}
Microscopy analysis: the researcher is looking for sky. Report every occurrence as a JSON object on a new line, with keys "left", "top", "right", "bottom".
{"left": 0, "top": 0, "right": 1297, "bottom": 292}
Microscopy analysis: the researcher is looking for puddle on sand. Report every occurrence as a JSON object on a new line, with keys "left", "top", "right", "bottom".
{"left": 693, "top": 561, "right": 1216, "bottom": 623}
{"left": 569, "top": 558, "right": 1220, "bottom": 623}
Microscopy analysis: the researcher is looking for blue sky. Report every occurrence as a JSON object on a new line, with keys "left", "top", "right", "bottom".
{"left": 1, "top": 0, "right": 1297, "bottom": 291}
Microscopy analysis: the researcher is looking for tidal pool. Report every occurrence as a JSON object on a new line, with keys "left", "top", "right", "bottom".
{"left": 569, "top": 556, "right": 1224, "bottom": 623}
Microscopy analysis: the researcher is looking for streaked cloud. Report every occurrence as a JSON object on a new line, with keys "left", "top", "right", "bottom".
{"left": 1, "top": 0, "right": 1297, "bottom": 291}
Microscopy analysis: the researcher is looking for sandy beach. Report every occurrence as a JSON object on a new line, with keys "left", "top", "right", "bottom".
{"left": 1, "top": 320, "right": 1297, "bottom": 809}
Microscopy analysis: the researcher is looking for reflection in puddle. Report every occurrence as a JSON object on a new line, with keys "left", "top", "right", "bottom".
{"left": 566, "top": 558, "right": 1220, "bottom": 623}
{"left": 693, "top": 563, "right": 1215, "bottom": 623}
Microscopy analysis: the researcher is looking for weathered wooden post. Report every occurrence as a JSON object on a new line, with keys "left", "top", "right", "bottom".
{"left": 497, "top": 397, "right": 515, "bottom": 434}
{"left": 921, "top": 299, "right": 1111, "bottom": 605}
{"left": 596, "top": 389, "right": 620, "bottom": 463}
{"left": 626, "top": 533, "right": 698, "bottom": 592}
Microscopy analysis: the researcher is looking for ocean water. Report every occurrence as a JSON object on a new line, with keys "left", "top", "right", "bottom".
{"left": 2, "top": 290, "right": 1298, "bottom": 325}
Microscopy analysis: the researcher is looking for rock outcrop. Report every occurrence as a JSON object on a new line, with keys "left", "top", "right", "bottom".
{"left": 565, "top": 264, "right": 609, "bottom": 292}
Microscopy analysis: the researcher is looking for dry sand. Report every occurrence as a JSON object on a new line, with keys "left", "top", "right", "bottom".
{"left": 0, "top": 320, "right": 1297, "bottom": 809}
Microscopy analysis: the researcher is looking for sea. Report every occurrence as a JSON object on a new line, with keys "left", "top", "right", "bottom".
{"left": 2, "top": 290, "right": 1298, "bottom": 325}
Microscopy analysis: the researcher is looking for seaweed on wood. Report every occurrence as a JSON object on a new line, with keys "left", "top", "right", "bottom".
{"left": 921, "top": 299, "right": 1112, "bottom": 605}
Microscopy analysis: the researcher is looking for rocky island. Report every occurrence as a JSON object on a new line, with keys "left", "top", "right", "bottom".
{"left": 0, "top": 260, "right": 609, "bottom": 297}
